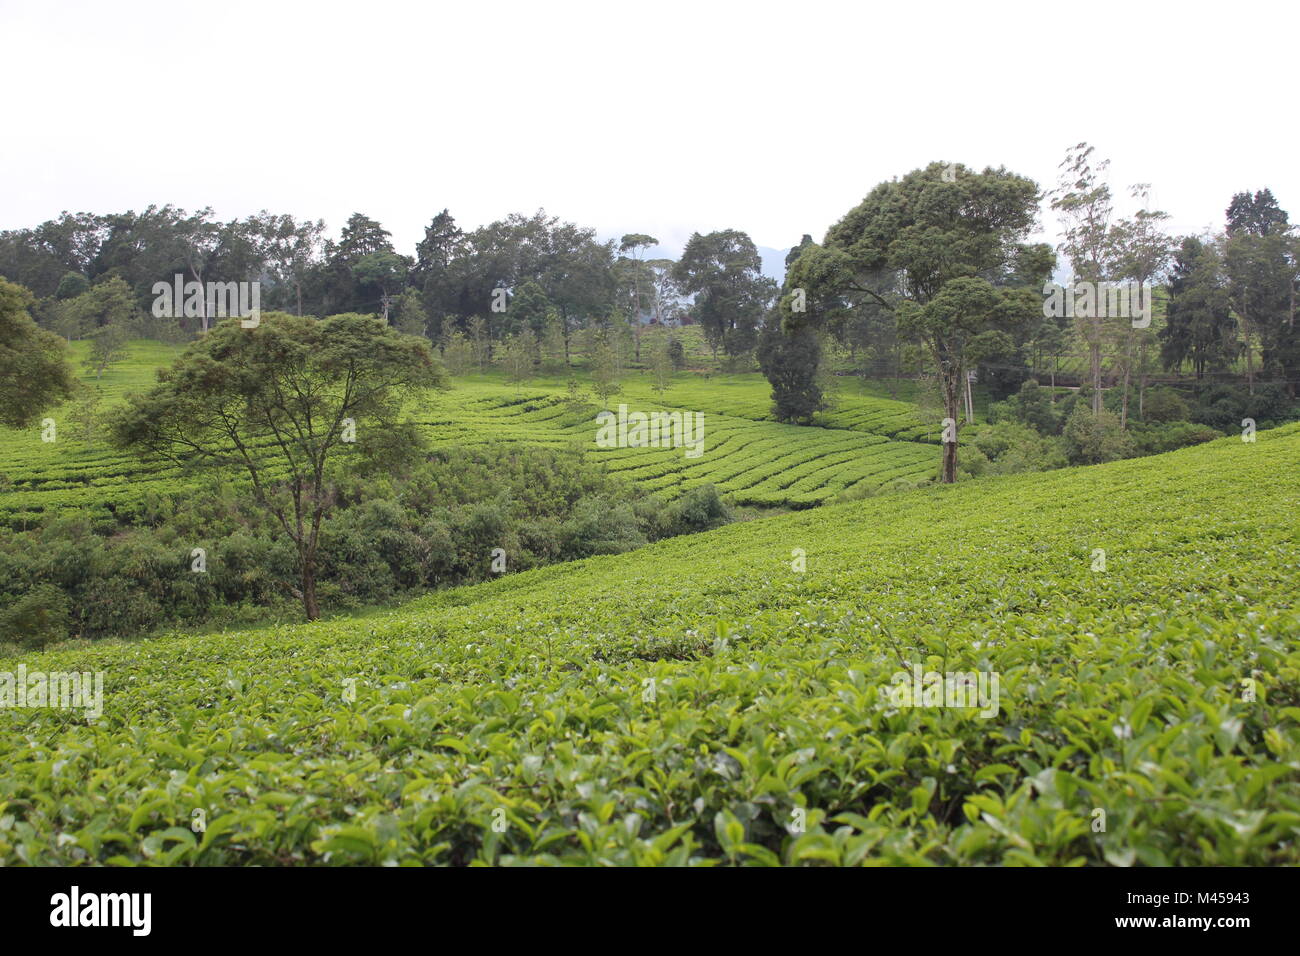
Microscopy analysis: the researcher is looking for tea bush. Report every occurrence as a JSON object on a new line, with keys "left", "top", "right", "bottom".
{"left": 2, "top": 424, "right": 1296, "bottom": 865}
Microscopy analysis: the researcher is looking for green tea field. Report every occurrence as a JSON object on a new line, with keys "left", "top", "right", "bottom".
{"left": 3, "top": 423, "right": 1297, "bottom": 865}
{"left": 0, "top": 341, "right": 944, "bottom": 525}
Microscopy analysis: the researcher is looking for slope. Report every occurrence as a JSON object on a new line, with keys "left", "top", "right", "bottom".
{"left": 1, "top": 425, "right": 1297, "bottom": 865}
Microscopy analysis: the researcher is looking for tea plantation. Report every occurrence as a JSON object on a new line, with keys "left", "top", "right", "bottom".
{"left": 0, "top": 342, "right": 942, "bottom": 526}
{"left": 2, "top": 424, "right": 1297, "bottom": 865}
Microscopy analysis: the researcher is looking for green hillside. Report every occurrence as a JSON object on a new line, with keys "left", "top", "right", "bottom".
{"left": 0, "top": 342, "right": 943, "bottom": 525}
{"left": 3, "top": 424, "right": 1297, "bottom": 865}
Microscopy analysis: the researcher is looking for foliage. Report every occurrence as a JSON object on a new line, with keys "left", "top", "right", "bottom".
{"left": 108, "top": 313, "right": 445, "bottom": 620}
{"left": 1061, "top": 405, "right": 1136, "bottom": 465}
{"left": 2, "top": 425, "right": 1298, "bottom": 864}
{"left": 0, "top": 277, "right": 76, "bottom": 428}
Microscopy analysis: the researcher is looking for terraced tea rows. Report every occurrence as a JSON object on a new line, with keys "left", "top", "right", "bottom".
{"left": 0, "top": 347, "right": 945, "bottom": 523}
{"left": 3, "top": 424, "right": 1296, "bottom": 865}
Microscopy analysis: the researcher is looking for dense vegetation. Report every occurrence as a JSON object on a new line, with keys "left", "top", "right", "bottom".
{"left": 1, "top": 425, "right": 1296, "bottom": 864}
{"left": 3, "top": 138, "right": 1298, "bottom": 870}
{"left": 0, "top": 444, "right": 730, "bottom": 645}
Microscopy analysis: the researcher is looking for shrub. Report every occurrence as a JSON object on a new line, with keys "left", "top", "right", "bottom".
{"left": 1130, "top": 421, "right": 1224, "bottom": 455}
{"left": 990, "top": 379, "right": 1060, "bottom": 435}
{"left": 1062, "top": 406, "right": 1136, "bottom": 465}
{"left": 0, "top": 584, "right": 70, "bottom": 648}
{"left": 971, "top": 421, "right": 1068, "bottom": 475}
{"left": 662, "top": 484, "right": 732, "bottom": 536}
{"left": 0, "top": 445, "right": 735, "bottom": 642}
{"left": 1141, "top": 386, "right": 1191, "bottom": 423}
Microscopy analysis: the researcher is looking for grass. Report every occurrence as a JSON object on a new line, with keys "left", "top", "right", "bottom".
{"left": 2, "top": 423, "right": 1297, "bottom": 865}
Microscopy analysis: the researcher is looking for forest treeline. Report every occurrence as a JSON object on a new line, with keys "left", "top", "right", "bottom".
{"left": 4, "top": 146, "right": 1299, "bottom": 449}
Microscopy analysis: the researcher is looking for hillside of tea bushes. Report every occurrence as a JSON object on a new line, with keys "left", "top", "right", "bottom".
{"left": 2, "top": 424, "right": 1297, "bottom": 865}
{"left": 0, "top": 341, "right": 943, "bottom": 527}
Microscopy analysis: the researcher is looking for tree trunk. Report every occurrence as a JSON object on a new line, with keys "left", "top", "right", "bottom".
{"left": 192, "top": 264, "right": 209, "bottom": 333}
{"left": 1091, "top": 331, "right": 1102, "bottom": 416}
{"left": 941, "top": 372, "right": 960, "bottom": 484}
{"left": 1120, "top": 333, "right": 1132, "bottom": 428}
{"left": 1138, "top": 342, "right": 1148, "bottom": 420}
{"left": 300, "top": 556, "right": 320, "bottom": 621}
{"left": 1242, "top": 307, "right": 1255, "bottom": 394}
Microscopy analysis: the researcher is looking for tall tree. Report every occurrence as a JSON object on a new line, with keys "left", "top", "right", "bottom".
{"left": 1160, "top": 236, "right": 1235, "bottom": 380}
{"left": 109, "top": 313, "right": 445, "bottom": 620}
{"left": 798, "top": 162, "right": 1042, "bottom": 482}
{"left": 413, "top": 209, "right": 464, "bottom": 338}
{"left": 1109, "top": 185, "right": 1173, "bottom": 425}
{"left": 0, "top": 278, "right": 77, "bottom": 428}
{"left": 244, "top": 212, "right": 325, "bottom": 316}
{"left": 1050, "top": 144, "right": 1116, "bottom": 416}
{"left": 1223, "top": 190, "right": 1293, "bottom": 394}
{"left": 617, "top": 233, "right": 657, "bottom": 362}
{"left": 673, "top": 230, "right": 774, "bottom": 361}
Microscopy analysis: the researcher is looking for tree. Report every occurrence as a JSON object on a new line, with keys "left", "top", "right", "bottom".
{"left": 1062, "top": 404, "right": 1135, "bottom": 465}
{"left": 541, "top": 308, "right": 567, "bottom": 371}
{"left": 650, "top": 335, "right": 674, "bottom": 396}
{"left": 318, "top": 214, "right": 398, "bottom": 315}
{"left": 0, "top": 212, "right": 106, "bottom": 298}
{"left": 51, "top": 275, "right": 137, "bottom": 340}
{"left": 0, "top": 278, "right": 76, "bottom": 428}
{"left": 412, "top": 209, "right": 465, "bottom": 337}
{"left": 898, "top": 278, "right": 1034, "bottom": 480}
{"left": 760, "top": 237, "right": 839, "bottom": 418}
{"left": 666, "top": 336, "right": 686, "bottom": 370}
{"left": 176, "top": 208, "right": 221, "bottom": 332}
{"left": 797, "top": 162, "right": 1042, "bottom": 481}
{"left": 352, "top": 250, "right": 408, "bottom": 322}
{"left": 244, "top": 212, "right": 324, "bottom": 316}
{"left": 1227, "top": 189, "right": 1288, "bottom": 238}
{"left": 441, "top": 329, "right": 472, "bottom": 376}
{"left": 109, "top": 313, "right": 445, "bottom": 621}
{"left": 1109, "top": 185, "right": 1173, "bottom": 425}
{"left": 757, "top": 319, "right": 824, "bottom": 423}
{"left": 673, "top": 230, "right": 774, "bottom": 362}
{"left": 589, "top": 339, "right": 621, "bottom": 409}
{"left": 391, "top": 287, "right": 429, "bottom": 337}
{"left": 83, "top": 321, "right": 130, "bottom": 379}
{"left": 1050, "top": 144, "right": 1116, "bottom": 416}
{"left": 507, "top": 279, "right": 552, "bottom": 338}
{"left": 467, "top": 316, "right": 489, "bottom": 372}
{"left": 1223, "top": 190, "right": 1292, "bottom": 394}
{"left": 1160, "top": 237, "right": 1235, "bottom": 380}
{"left": 618, "top": 233, "right": 657, "bottom": 362}
{"left": 67, "top": 384, "right": 104, "bottom": 444}
{"left": 648, "top": 258, "right": 685, "bottom": 326}
{"left": 338, "top": 213, "right": 394, "bottom": 260}
{"left": 55, "top": 272, "right": 89, "bottom": 300}
{"left": 500, "top": 329, "right": 537, "bottom": 388}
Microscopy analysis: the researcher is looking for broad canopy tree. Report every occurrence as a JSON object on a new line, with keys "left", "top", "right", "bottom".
{"left": 673, "top": 230, "right": 774, "bottom": 360}
{"left": 110, "top": 313, "right": 445, "bottom": 620}
{"left": 1160, "top": 236, "right": 1235, "bottom": 380}
{"left": 0, "top": 277, "right": 77, "bottom": 428}
{"left": 792, "top": 162, "right": 1046, "bottom": 482}
{"left": 1223, "top": 189, "right": 1295, "bottom": 395}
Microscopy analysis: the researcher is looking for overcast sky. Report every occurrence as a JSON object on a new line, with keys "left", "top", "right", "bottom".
{"left": 3, "top": 0, "right": 1296, "bottom": 263}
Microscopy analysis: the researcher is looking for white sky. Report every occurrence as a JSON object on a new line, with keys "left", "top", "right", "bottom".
{"left": 3, "top": 0, "right": 1296, "bottom": 261}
